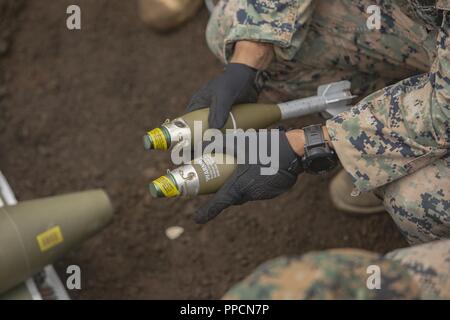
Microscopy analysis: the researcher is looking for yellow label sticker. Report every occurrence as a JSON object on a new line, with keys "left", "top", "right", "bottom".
{"left": 147, "top": 128, "right": 168, "bottom": 150}
{"left": 153, "top": 176, "right": 180, "bottom": 198}
{"left": 36, "top": 226, "right": 64, "bottom": 252}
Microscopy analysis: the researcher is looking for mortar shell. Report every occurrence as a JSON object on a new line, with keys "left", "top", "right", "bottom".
{"left": 0, "top": 189, "right": 114, "bottom": 294}
{"left": 149, "top": 154, "right": 237, "bottom": 198}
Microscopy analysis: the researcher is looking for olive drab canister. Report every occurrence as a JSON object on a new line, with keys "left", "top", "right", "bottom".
{"left": 143, "top": 81, "right": 355, "bottom": 151}
{"left": 149, "top": 153, "right": 237, "bottom": 198}
{"left": 0, "top": 189, "right": 114, "bottom": 294}
{"left": 0, "top": 283, "right": 34, "bottom": 300}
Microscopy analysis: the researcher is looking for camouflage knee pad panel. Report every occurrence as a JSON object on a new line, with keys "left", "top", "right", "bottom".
{"left": 381, "top": 156, "right": 450, "bottom": 245}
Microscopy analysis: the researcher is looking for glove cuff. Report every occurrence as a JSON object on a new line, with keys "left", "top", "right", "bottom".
{"left": 280, "top": 131, "right": 304, "bottom": 175}
{"left": 226, "top": 62, "right": 262, "bottom": 94}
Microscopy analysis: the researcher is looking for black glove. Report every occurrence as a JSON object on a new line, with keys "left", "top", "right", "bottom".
{"left": 186, "top": 63, "right": 259, "bottom": 129}
{"left": 194, "top": 130, "right": 303, "bottom": 224}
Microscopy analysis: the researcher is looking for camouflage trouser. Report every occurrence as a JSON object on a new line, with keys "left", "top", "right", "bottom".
{"left": 378, "top": 156, "right": 450, "bottom": 245}
{"left": 223, "top": 240, "right": 450, "bottom": 299}
{"left": 206, "top": 0, "right": 449, "bottom": 245}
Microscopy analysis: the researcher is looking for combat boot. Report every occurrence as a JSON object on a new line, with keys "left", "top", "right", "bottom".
{"left": 138, "top": 0, "right": 204, "bottom": 32}
{"left": 329, "top": 169, "right": 385, "bottom": 215}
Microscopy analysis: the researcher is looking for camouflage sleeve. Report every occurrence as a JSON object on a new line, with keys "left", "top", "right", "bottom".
{"left": 325, "top": 11, "right": 450, "bottom": 192}
{"left": 385, "top": 240, "right": 450, "bottom": 300}
{"left": 221, "top": 0, "right": 315, "bottom": 61}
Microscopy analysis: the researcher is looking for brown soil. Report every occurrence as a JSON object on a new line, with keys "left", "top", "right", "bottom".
{"left": 0, "top": 0, "right": 407, "bottom": 299}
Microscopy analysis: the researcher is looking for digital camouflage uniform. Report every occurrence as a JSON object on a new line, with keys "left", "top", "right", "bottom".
{"left": 206, "top": 0, "right": 450, "bottom": 245}
{"left": 223, "top": 240, "right": 450, "bottom": 299}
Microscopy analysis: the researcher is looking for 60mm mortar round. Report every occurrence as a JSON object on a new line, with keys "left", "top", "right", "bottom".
{"left": 0, "top": 189, "right": 114, "bottom": 295}
{"left": 149, "top": 153, "right": 237, "bottom": 198}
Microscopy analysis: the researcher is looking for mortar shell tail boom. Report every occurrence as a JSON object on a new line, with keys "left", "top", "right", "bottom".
{"left": 277, "top": 80, "right": 356, "bottom": 120}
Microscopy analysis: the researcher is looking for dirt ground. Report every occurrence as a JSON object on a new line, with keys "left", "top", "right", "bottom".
{"left": 0, "top": 0, "right": 408, "bottom": 299}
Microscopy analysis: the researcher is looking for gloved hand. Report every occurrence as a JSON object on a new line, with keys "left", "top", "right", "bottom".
{"left": 186, "top": 63, "right": 259, "bottom": 129}
{"left": 194, "top": 130, "right": 303, "bottom": 224}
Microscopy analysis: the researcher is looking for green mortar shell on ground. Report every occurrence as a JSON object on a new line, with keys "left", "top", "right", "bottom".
{"left": 0, "top": 283, "right": 34, "bottom": 300}
{"left": 0, "top": 189, "right": 114, "bottom": 294}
